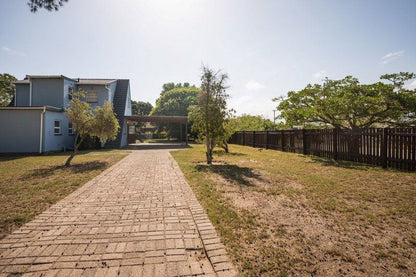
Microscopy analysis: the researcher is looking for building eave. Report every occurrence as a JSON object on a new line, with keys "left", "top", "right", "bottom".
{"left": 0, "top": 106, "right": 63, "bottom": 112}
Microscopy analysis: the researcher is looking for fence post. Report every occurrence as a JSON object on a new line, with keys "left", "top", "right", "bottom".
{"left": 333, "top": 128, "right": 338, "bottom": 160}
{"left": 253, "top": 131, "right": 256, "bottom": 147}
{"left": 266, "top": 131, "right": 269, "bottom": 149}
{"left": 302, "top": 129, "right": 307, "bottom": 155}
{"left": 281, "top": 130, "right": 285, "bottom": 151}
{"left": 242, "top": 131, "right": 245, "bottom": 146}
{"left": 381, "top": 128, "right": 388, "bottom": 168}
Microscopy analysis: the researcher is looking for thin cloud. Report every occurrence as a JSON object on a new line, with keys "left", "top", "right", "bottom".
{"left": 380, "top": 50, "right": 404, "bottom": 64}
{"left": 313, "top": 70, "right": 327, "bottom": 79}
{"left": 245, "top": 80, "right": 265, "bottom": 91}
{"left": 2, "top": 46, "right": 26, "bottom": 56}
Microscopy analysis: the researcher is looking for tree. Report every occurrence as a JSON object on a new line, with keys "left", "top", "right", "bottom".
{"left": 160, "top": 82, "right": 194, "bottom": 95}
{"left": 93, "top": 101, "right": 119, "bottom": 144}
{"left": 380, "top": 72, "right": 416, "bottom": 126}
{"left": 131, "top": 100, "right": 153, "bottom": 116}
{"left": 151, "top": 86, "right": 199, "bottom": 138}
{"left": 275, "top": 73, "right": 416, "bottom": 130}
{"left": 189, "top": 66, "right": 229, "bottom": 164}
{"left": 230, "top": 114, "right": 274, "bottom": 131}
{"left": 0, "top": 73, "right": 17, "bottom": 106}
{"left": 65, "top": 91, "right": 119, "bottom": 166}
{"left": 28, "top": 0, "right": 68, "bottom": 12}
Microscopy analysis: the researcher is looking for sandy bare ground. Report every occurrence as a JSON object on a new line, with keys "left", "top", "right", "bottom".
{"left": 215, "top": 169, "right": 415, "bottom": 276}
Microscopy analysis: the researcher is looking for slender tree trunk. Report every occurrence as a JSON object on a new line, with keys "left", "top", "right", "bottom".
{"left": 222, "top": 140, "right": 229, "bottom": 153}
{"left": 205, "top": 135, "right": 212, "bottom": 164}
{"left": 65, "top": 133, "right": 86, "bottom": 167}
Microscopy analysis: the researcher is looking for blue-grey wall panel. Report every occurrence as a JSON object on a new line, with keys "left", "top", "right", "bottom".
{"left": 32, "top": 79, "right": 64, "bottom": 108}
{"left": 0, "top": 110, "right": 41, "bottom": 153}
{"left": 15, "top": 84, "right": 30, "bottom": 106}
{"left": 43, "top": 111, "right": 71, "bottom": 152}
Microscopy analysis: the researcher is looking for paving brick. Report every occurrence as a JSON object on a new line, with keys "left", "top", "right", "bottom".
{"left": 0, "top": 147, "right": 236, "bottom": 276}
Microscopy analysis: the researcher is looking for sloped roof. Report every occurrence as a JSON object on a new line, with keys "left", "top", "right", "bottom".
{"left": 13, "top": 76, "right": 117, "bottom": 85}
{"left": 106, "top": 79, "right": 130, "bottom": 148}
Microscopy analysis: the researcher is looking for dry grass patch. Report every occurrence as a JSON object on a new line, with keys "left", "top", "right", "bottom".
{"left": 171, "top": 144, "right": 416, "bottom": 277}
{"left": 0, "top": 149, "right": 129, "bottom": 239}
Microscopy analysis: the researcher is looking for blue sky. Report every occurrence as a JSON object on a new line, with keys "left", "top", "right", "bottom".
{"left": 1, "top": 0, "right": 415, "bottom": 119}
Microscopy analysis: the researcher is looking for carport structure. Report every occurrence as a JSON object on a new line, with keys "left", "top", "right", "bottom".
{"left": 124, "top": 115, "right": 188, "bottom": 144}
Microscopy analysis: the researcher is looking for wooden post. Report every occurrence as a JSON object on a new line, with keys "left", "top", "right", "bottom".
{"left": 302, "top": 129, "right": 307, "bottom": 155}
{"left": 253, "top": 131, "right": 256, "bottom": 147}
{"left": 185, "top": 121, "right": 188, "bottom": 145}
{"left": 242, "top": 131, "right": 245, "bottom": 145}
{"left": 266, "top": 131, "right": 269, "bottom": 149}
{"left": 381, "top": 128, "right": 388, "bottom": 168}
{"left": 281, "top": 130, "right": 285, "bottom": 151}
{"left": 333, "top": 128, "right": 338, "bottom": 160}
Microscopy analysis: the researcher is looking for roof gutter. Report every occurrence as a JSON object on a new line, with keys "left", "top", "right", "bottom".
{"left": 39, "top": 106, "right": 46, "bottom": 153}
{"left": 29, "top": 77, "right": 32, "bottom": 106}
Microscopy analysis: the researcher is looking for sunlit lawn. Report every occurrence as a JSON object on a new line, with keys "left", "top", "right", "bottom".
{"left": 0, "top": 149, "right": 129, "bottom": 239}
{"left": 172, "top": 144, "right": 416, "bottom": 276}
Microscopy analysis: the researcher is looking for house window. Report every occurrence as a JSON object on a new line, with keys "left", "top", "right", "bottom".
{"left": 68, "top": 122, "right": 74, "bottom": 135}
{"left": 87, "top": 91, "right": 98, "bottom": 103}
{"left": 68, "top": 87, "right": 74, "bottom": 100}
{"left": 54, "top": 120, "right": 62, "bottom": 135}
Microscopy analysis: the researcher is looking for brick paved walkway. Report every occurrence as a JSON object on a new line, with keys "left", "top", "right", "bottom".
{"left": 0, "top": 147, "right": 237, "bottom": 276}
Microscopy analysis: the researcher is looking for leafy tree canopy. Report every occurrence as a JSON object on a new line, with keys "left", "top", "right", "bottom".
{"left": 65, "top": 91, "right": 119, "bottom": 166}
{"left": 275, "top": 72, "right": 416, "bottom": 129}
{"left": 0, "top": 73, "right": 17, "bottom": 106}
{"left": 230, "top": 114, "right": 274, "bottom": 131}
{"left": 131, "top": 100, "right": 153, "bottom": 116}
{"left": 28, "top": 0, "right": 68, "bottom": 12}
{"left": 151, "top": 86, "right": 199, "bottom": 138}
{"left": 161, "top": 82, "right": 194, "bottom": 95}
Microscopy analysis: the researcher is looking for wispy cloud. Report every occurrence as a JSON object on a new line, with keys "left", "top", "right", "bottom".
{"left": 2, "top": 46, "right": 26, "bottom": 56}
{"left": 245, "top": 80, "right": 265, "bottom": 91}
{"left": 313, "top": 70, "right": 328, "bottom": 79}
{"left": 380, "top": 50, "right": 404, "bottom": 64}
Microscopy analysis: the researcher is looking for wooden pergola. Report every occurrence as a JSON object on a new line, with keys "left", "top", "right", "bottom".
{"left": 124, "top": 115, "right": 188, "bottom": 144}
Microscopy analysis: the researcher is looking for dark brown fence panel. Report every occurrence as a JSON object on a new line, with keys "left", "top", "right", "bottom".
{"left": 387, "top": 128, "right": 416, "bottom": 171}
{"left": 306, "top": 129, "right": 333, "bottom": 159}
{"left": 229, "top": 128, "right": 416, "bottom": 171}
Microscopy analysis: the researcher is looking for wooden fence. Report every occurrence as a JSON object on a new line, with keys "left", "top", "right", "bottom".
{"left": 229, "top": 128, "right": 416, "bottom": 171}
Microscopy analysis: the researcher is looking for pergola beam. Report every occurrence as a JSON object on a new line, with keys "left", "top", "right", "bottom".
{"left": 124, "top": 115, "right": 187, "bottom": 123}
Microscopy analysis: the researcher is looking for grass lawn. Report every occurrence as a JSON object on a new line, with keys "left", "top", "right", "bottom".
{"left": 0, "top": 149, "right": 129, "bottom": 239}
{"left": 171, "top": 144, "right": 416, "bottom": 277}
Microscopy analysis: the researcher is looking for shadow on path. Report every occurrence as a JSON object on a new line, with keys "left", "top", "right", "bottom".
{"left": 127, "top": 143, "right": 190, "bottom": 150}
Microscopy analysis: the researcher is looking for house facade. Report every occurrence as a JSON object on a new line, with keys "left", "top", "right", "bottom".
{"left": 0, "top": 75, "right": 132, "bottom": 153}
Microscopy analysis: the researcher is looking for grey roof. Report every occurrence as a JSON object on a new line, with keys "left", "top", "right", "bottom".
{"left": 0, "top": 106, "right": 63, "bottom": 112}
{"left": 26, "top": 75, "right": 76, "bottom": 82}
{"left": 106, "top": 79, "right": 130, "bottom": 148}
{"left": 76, "top": 79, "right": 117, "bottom": 85}
{"left": 14, "top": 80, "right": 29, "bottom": 84}
{"left": 13, "top": 76, "right": 118, "bottom": 85}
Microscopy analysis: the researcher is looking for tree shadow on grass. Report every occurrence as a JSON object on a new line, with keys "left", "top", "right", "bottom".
{"left": 307, "top": 156, "right": 372, "bottom": 171}
{"left": 195, "top": 163, "right": 262, "bottom": 187}
{"left": 213, "top": 150, "right": 247, "bottom": 157}
{"left": 21, "top": 161, "right": 108, "bottom": 179}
